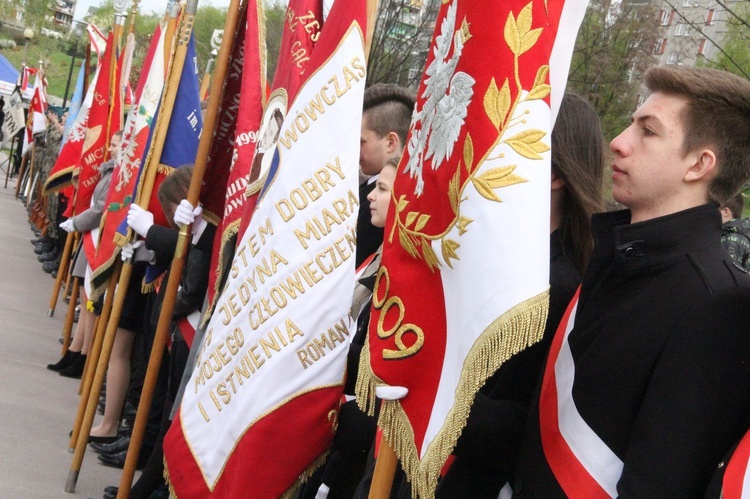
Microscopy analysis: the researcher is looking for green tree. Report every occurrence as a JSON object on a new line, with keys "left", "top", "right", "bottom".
{"left": 566, "top": 0, "right": 660, "bottom": 140}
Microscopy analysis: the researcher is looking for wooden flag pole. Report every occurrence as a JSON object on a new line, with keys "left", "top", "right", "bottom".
{"left": 68, "top": 268, "right": 117, "bottom": 451}
{"left": 128, "top": 0, "right": 140, "bottom": 35}
{"left": 59, "top": 277, "right": 80, "bottom": 354}
{"left": 115, "top": 0, "right": 247, "bottom": 494}
{"left": 66, "top": 261, "right": 132, "bottom": 492}
{"left": 369, "top": 438, "right": 399, "bottom": 499}
{"left": 48, "top": 230, "right": 76, "bottom": 316}
{"left": 163, "top": 2, "right": 181, "bottom": 71}
{"left": 14, "top": 150, "right": 29, "bottom": 198}
{"left": 198, "top": 49, "right": 216, "bottom": 100}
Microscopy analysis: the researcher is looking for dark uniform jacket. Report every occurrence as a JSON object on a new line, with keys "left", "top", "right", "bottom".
{"left": 356, "top": 180, "right": 383, "bottom": 268}
{"left": 513, "top": 204, "right": 750, "bottom": 498}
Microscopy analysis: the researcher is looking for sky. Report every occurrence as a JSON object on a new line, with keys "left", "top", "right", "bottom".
{"left": 73, "top": 0, "right": 232, "bottom": 22}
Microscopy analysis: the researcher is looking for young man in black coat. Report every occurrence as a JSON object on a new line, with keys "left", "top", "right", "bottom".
{"left": 513, "top": 66, "right": 750, "bottom": 498}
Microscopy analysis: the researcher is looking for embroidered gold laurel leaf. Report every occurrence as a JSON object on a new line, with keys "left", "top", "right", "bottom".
{"left": 506, "top": 129, "right": 549, "bottom": 159}
{"left": 517, "top": 2, "right": 534, "bottom": 34}
{"left": 484, "top": 79, "right": 502, "bottom": 129}
{"left": 464, "top": 132, "right": 474, "bottom": 172}
{"left": 484, "top": 78, "right": 512, "bottom": 131}
{"left": 442, "top": 238, "right": 461, "bottom": 269}
{"left": 533, "top": 65, "right": 550, "bottom": 88}
{"left": 527, "top": 83, "right": 551, "bottom": 101}
{"left": 405, "top": 211, "right": 419, "bottom": 228}
{"left": 457, "top": 216, "right": 474, "bottom": 235}
{"left": 422, "top": 240, "right": 440, "bottom": 272}
{"left": 504, "top": 11, "right": 520, "bottom": 56}
{"left": 507, "top": 141, "right": 544, "bottom": 160}
{"left": 506, "top": 129, "right": 546, "bottom": 144}
{"left": 460, "top": 18, "right": 472, "bottom": 44}
{"left": 399, "top": 229, "right": 419, "bottom": 258}
{"left": 480, "top": 166, "right": 527, "bottom": 191}
{"left": 415, "top": 214, "right": 430, "bottom": 231}
{"left": 520, "top": 28, "right": 543, "bottom": 56}
{"left": 397, "top": 194, "right": 408, "bottom": 212}
{"left": 449, "top": 169, "right": 461, "bottom": 214}
{"left": 471, "top": 177, "right": 502, "bottom": 202}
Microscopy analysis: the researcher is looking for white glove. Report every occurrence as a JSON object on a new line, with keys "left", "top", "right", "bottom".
{"left": 173, "top": 199, "right": 201, "bottom": 226}
{"left": 126, "top": 204, "right": 154, "bottom": 238}
{"left": 59, "top": 219, "right": 76, "bottom": 232}
{"left": 120, "top": 240, "right": 155, "bottom": 263}
{"left": 174, "top": 199, "right": 207, "bottom": 244}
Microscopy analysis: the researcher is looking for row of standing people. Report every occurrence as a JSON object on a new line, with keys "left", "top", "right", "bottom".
{"left": 41, "top": 62, "right": 750, "bottom": 498}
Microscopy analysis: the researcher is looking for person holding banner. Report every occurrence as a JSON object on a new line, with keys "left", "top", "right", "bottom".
{"left": 48, "top": 131, "right": 124, "bottom": 378}
{"left": 435, "top": 92, "right": 605, "bottom": 498}
{"left": 514, "top": 66, "right": 750, "bottom": 498}
{"left": 356, "top": 84, "right": 416, "bottom": 268}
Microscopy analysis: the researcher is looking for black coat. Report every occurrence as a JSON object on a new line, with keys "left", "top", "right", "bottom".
{"left": 513, "top": 204, "right": 750, "bottom": 498}
{"left": 356, "top": 181, "right": 383, "bottom": 268}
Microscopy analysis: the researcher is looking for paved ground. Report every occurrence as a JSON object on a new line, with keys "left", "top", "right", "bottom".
{"left": 0, "top": 173, "right": 127, "bottom": 498}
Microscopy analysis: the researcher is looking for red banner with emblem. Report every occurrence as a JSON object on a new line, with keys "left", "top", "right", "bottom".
{"left": 356, "top": 0, "right": 588, "bottom": 496}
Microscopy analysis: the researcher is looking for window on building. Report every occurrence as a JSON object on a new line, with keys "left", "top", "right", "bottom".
{"left": 660, "top": 9, "right": 671, "bottom": 25}
{"left": 682, "top": 0, "right": 695, "bottom": 6}
{"left": 706, "top": 9, "right": 715, "bottom": 25}
{"left": 653, "top": 38, "right": 667, "bottom": 54}
{"left": 697, "top": 38, "right": 707, "bottom": 55}
{"left": 667, "top": 52, "right": 678, "bottom": 64}
{"left": 675, "top": 23, "right": 690, "bottom": 36}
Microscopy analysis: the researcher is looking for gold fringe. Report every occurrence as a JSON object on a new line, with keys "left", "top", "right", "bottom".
{"left": 202, "top": 209, "right": 220, "bottom": 227}
{"left": 113, "top": 231, "right": 129, "bottom": 247}
{"left": 141, "top": 277, "right": 158, "bottom": 294}
{"left": 163, "top": 455, "right": 178, "bottom": 499}
{"left": 355, "top": 333, "right": 380, "bottom": 417}
{"left": 374, "top": 290, "right": 549, "bottom": 499}
{"left": 157, "top": 163, "right": 175, "bottom": 175}
{"left": 280, "top": 451, "right": 329, "bottom": 499}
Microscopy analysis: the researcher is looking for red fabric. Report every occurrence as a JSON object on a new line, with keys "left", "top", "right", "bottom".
{"left": 723, "top": 431, "right": 750, "bottom": 499}
{"left": 164, "top": 386, "right": 341, "bottom": 498}
{"left": 200, "top": 1, "right": 252, "bottom": 312}
{"left": 74, "top": 33, "right": 115, "bottom": 218}
{"left": 367, "top": 0, "right": 564, "bottom": 458}
{"left": 271, "top": 0, "right": 324, "bottom": 104}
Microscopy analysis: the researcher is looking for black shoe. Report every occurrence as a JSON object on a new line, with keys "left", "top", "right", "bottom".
{"left": 90, "top": 435, "right": 130, "bottom": 455}
{"left": 47, "top": 350, "right": 80, "bottom": 372}
{"left": 34, "top": 241, "right": 54, "bottom": 254}
{"left": 43, "top": 259, "right": 61, "bottom": 274}
{"left": 88, "top": 434, "right": 119, "bottom": 444}
{"left": 103, "top": 486, "right": 118, "bottom": 499}
{"left": 51, "top": 270, "right": 58, "bottom": 278}
{"left": 59, "top": 353, "right": 86, "bottom": 378}
{"left": 31, "top": 235, "right": 50, "bottom": 245}
{"left": 38, "top": 249, "right": 60, "bottom": 262}
{"left": 97, "top": 449, "right": 149, "bottom": 470}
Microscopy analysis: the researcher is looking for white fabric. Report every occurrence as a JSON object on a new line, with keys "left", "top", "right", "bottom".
{"left": 555, "top": 301, "right": 622, "bottom": 497}
{"left": 179, "top": 25, "right": 366, "bottom": 488}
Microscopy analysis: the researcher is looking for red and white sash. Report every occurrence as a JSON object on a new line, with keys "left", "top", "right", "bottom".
{"left": 723, "top": 431, "right": 750, "bottom": 499}
{"left": 539, "top": 288, "right": 623, "bottom": 498}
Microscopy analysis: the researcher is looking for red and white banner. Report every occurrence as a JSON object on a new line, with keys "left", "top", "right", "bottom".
{"left": 539, "top": 290, "right": 622, "bottom": 498}
{"left": 22, "top": 73, "right": 47, "bottom": 155}
{"left": 357, "top": 0, "right": 588, "bottom": 496}
{"left": 89, "top": 25, "right": 167, "bottom": 300}
{"left": 199, "top": 0, "right": 262, "bottom": 315}
{"left": 163, "top": 1, "right": 367, "bottom": 495}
